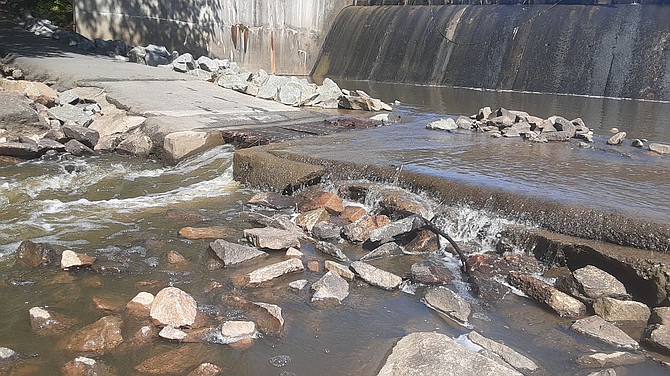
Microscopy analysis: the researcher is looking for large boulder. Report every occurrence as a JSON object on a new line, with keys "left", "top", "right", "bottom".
{"left": 360, "top": 242, "right": 402, "bottom": 262}
{"left": 377, "top": 332, "right": 522, "bottom": 376}
{"left": 0, "top": 79, "right": 58, "bottom": 106}
{"left": 172, "top": 53, "right": 196, "bottom": 72}
{"left": 507, "top": 272, "right": 586, "bottom": 318}
{"left": 0, "top": 90, "right": 39, "bottom": 129}
{"left": 15, "top": 240, "right": 58, "bottom": 267}
{"left": 49, "top": 105, "right": 92, "bottom": 126}
{"left": 569, "top": 265, "right": 629, "bottom": 300}
{"left": 62, "top": 124, "right": 99, "bottom": 148}
{"left": 467, "top": 331, "right": 538, "bottom": 372}
{"left": 60, "top": 316, "right": 123, "bottom": 355}
{"left": 592, "top": 297, "right": 650, "bottom": 322}
{"left": 305, "top": 78, "right": 342, "bottom": 109}
{"left": 163, "top": 131, "right": 223, "bottom": 164}
{"left": 150, "top": 287, "right": 198, "bottom": 327}
{"left": 571, "top": 315, "right": 639, "bottom": 350}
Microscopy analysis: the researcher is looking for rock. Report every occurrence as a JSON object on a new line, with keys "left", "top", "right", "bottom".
{"left": 467, "top": 331, "right": 538, "bottom": 372}
{"left": 542, "top": 130, "right": 572, "bottom": 141}
{"left": 15, "top": 240, "right": 58, "bottom": 267}
{"left": 289, "top": 279, "right": 308, "bottom": 290}
{"left": 134, "top": 344, "right": 209, "bottom": 374}
{"left": 299, "top": 191, "right": 344, "bottom": 214}
{"left": 64, "top": 139, "right": 94, "bottom": 156}
{"left": 0, "top": 79, "right": 58, "bottom": 106}
{"left": 91, "top": 295, "right": 126, "bottom": 313}
{"left": 295, "top": 208, "right": 330, "bottom": 233}
{"left": 159, "top": 326, "right": 188, "bottom": 340}
{"left": 243, "top": 258, "right": 304, "bottom": 285}
{"left": 343, "top": 215, "right": 393, "bottom": 243}
{"left": 649, "top": 143, "right": 670, "bottom": 155}
{"left": 424, "top": 286, "right": 471, "bottom": 325}
{"left": 315, "top": 241, "right": 350, "bottom": 262}
{"left": 377, "top": 188, "right": 434, "bottom": 218}
{"left": 115, "top": 132, "right": 152, "bottom": 157}
{"left": 305, "top": 78, "right": 342, "bottom": 109}
{"left": 49, "top": 104, "right": 93, "bottom": 126}
{"left": 244, "top": 227, "right": 300, "bottom": 250}
{"left": 340, "top": 205, "right": 367, "bottom": 222}
{"left": 410, "top": 261, "right": 453, "bottom": 285}
{"left": 278, "top": 84, "right": 303, "bottom": 106}
{"left": 476, "top": 106, "right": 492, "bottom": 120}
{"left": 286, "top": 247, "right": 303, "bottom": 258}
{"left": 256, "top": 75, "right": 288, "bottom": 100}
{"left": 144, "top": 45, "right": 172, "bottom": 66}
{"left": 360, "top": 242, "right": 402, "bottom": 261}
{"left": 377, "top": 332, "right": 521, "bottom": 376}
{"left": 252, "top": 301, "right": 285, "bottom": 333}
{"left": 125, "top": 292, "right": 154, "bottom": 315}
{"left": 179, "top": 226, "right": 232, "bottom": 240}
{"left": 209, "top": 239, "right": 267, "bottom": 266}
{"left": 572, "top": 265, "right": 629, "bottom": 299}
{"left": 311, "top": 270, "right": 350, "bottom": 303}
{"left": 61, "top": 250, "right": 96, "bottom": 269}
{"left": 325, "top": 260, "right": 355, "bottom": 281}
{"left": 312, "top": 221, "right": 343, "bottom": 241}
{"left": 351, "top": 261, "right": 402, "bottom": 290}
{"left": 404, "top": 229, "right": 439, "bottom": 254}
{"left": 220, "top": 321, "right": 256, "bottom": 343}
{"left": 247, "top": 191, "right": 298, "bottom": 210}
{"left": 339, "top": 94, "right": 392, "bottom": 112}
{"left": 587, "top": 369, "right": 617, "bottom": 376}
{"left": 650, "top": 307, "right": 670, "bottom": 325}
{"left": 188, "top": 363, "right": 222, "bottom": 376}
{"left": 167, "top": 250, "right": 188, "bottom": 264}
{"left": 61, "top": 356, "right": 115, "bottom": 376}
{"left": 0, "top": 90, "right": 39, "bottom": 129}
{"left": 571, "top": 315, "right": 639, "bottom": 349}
{"left": 644, "top": 324, "right": 670, "bottom": 353}
{"left": 58, "top": 90, "right": 80, "bottom": 105}
{"left": 307, "top": 260, "right": 320, "bottom": 272}
{"left": 163, "top": 130, "right": 223, "bottom": 164}
{"left": 150, "top": 287, "right": 198, "bottom": 327}
{"left": 29, "top": 306, "right": 66, "bottom": 332}
{"left": 576, "top": 351, "right": 646, "bottom": 368}
{"left": 368, "top": 215, "right": 425, "bottom": 243}
{"left": 607, "top": 132, "right": 627, "bottom": 145}
{"left": 426, "top": 118, "right": 458, "bottom": 131}
{"left": 507, "top": 272, "right": 586, "bottom": 318}
{"left": 172, "top": 53, "right": 196, "bottom": 72}
{"left": 61, "top": 316, "right": 124, "bottom": 355}
{"left": 37, "top": 137, "right": 66, "bottom": 153}
{"left": 631, "top": 139, "right": 644, "bottom": 148}
{"left": 456, "top": 116, "right": 474, "bottom": 130}
{"left": 549, "top": 115, "right": 576, "bottom": 137}
{"left": 593, "top": 297, "right": 650, "bottom": 322}
{"left": 197, "top": 56, "right": 219, "bottom": 72}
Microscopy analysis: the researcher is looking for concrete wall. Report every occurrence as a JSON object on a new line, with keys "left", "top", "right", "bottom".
{"left": 313, "top": 5, "right": 670, "bottom": 101}
{"left": 75, "top": 0, "right": 351, "bottom": 75}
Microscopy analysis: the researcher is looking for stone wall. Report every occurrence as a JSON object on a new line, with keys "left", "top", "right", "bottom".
{"left": 74, "top": 0, "right": 351, "bottom": 75}
{"left": 313, "top": 5, "right": 670, "bottom": 101}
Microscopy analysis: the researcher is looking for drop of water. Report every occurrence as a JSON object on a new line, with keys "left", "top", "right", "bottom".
{"left": 269, "top": 355, "right": 291, "bottom": 367}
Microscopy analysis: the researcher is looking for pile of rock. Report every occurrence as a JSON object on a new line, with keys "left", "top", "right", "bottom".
{"left": 0, "top": 82, "right": 149, "bottom": 161}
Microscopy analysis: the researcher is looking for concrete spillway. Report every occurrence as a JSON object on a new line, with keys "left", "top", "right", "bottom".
{"left": 314, "top": 5, "right": 670, "bottom": 101}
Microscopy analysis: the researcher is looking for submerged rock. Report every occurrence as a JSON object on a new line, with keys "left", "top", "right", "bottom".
{"left": 29, "top": 306, "right": 67, "bottom": 333}
{"left": 134, "top": 344, "right": 209, "bottom": 374}
{"left": 314, "top": 241, "right": 350, "bottom": 262}
{"left": 150, "top": 287, "right": 198, "bottom": 327}
{"left": 404, "top": 229, "right": 439, "bottom": 254}
{"left": 351, "top": 261, "right": 402, "bottom": 290}
{"left": 377, "top": 332, "right": 521, "bottom": 376}
{"left": 209, "top": 239, "right": 268, "bottom": 266}
{"left": 15, "top": 240, "right": 58, "bottom": 267}
{"left": 61, "top": 356, "right": 116, "bottom": 376}
{"left": 571, "top": 315, "right": 639, "bottom": 350}
{"left": 424, "top": 286, "right": 471, "bottom": 325}
{"left": 61, "top": 315, "right": 124, "bottom": 355}
{"left": 179, "top": 226, "right": 232, "bottom": 240}
{"left": 311, "top": 270, "right": 350, "bottom": 303}
{"left": 576, "top": 351, "right": 646, "bottom": 368}
{"left": 410, "top": 261, "right": 453, "bottom": 285}
{"left": 247, "top": 191, "right": 299, "bottom": 210}
{"left": 467, "top": 331, "right": 538, "bottom": 372}
{"left": 360, "top": 242, "right": 402, "bottom": 261}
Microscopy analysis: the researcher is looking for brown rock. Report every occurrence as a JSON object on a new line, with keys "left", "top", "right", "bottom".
{"left": 645, "top": 324, "right": 670, "bottom": 353}
{"left": 295, "top": 208, "right": 330, "bottom": 232}
{"left": 404, "top": 230, "right": 439, "bottom": 254}
{"left": 91, "top": 295, "right": 125, "bottom": 313}
{"left": 188, "top": 363, "right": 222, "bottom": 376}
{"left": 299, "top": 191, "right": 344, "bottom": 214}
{"left": 15, "top": 240, "right": 58, "bottom": 267}
{"left": 61, "top": 316, "right": 124, "bottom": 355}
{"left": 150, "top": 287, "right": 198, "bottom": 327}
{"left": 125, "top": 292, "right": 154, "bottom": 316}
{"left": 410, "top": 261, "right": 453, "bottom": 285}
{"left": 61, "top": 250, "right": 96, "bottom": 269}
{"left": 165, "top": 210, "right": 207, "bottom": 223}
{"left": 507, "top": 271, "right": 586, "bottom": 318}
{"left": 341, "top": 215, "right": 391, "bottom": 243}
{"left": 29, "top": 306, "right": 69, "bottom": 333}
{"left": 378, "top": 187, "right": 434, "bottom": 218}
{"left": 593, "top": 297, "right": 651, "bottom": 322}
{"left": 61, "top": 356, "right": 116, "bottom": 376}
{"left": 220, "top": 321, "right": 256, "bottom": 343}
{"left": 650, "top": 307, "right": 670, "bottom": 325}
{"left": 178, "top": 226, "right": 231, "bottom": 240}
{"left": 134, "top": 344, "right": 210, "bottom": 374}
{"left": 167, "top": 250, "right": 188, "bottom": 264}
{"left": 307, "top": 260, "right": 320, "bottom": 272}
{"left": 340, "top": 205, "right": 367, "bottom": 223}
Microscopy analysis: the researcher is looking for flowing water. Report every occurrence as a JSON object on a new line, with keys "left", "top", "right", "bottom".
{"left": 1, "top": 85, "right": 669, "bottom": 374}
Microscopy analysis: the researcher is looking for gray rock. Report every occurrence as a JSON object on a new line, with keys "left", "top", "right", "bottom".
{"left": 456, "top": 116, "right": 474, "bottom": 130}
{"left": 351, "top": 261, "right": 402, "bottom": 290}
{"left": 186, "top": 69, "right": 213, "bottom": 80}
{"left": 0, "top": 347, "right": 17, "bottom": 360}
{"left": 476, "top": 106, "right": 492, "bottom": 120}
{"left": 215, "top": 58, "right": 231, "bottom": 70}
{"left": 467, "top": 331, "right": 538, "bottom": 372}
{"left": 257, "top": 76, "right": 288, "bottom": 100}
{"left": 247, "top": 191, "right": 298, "bottom": 210}
{"left": 487, "top": 115, "right": 514, "bottom": 128}
{"left": 644, "top": 324, "right": 670, "bottom": 353}
{"left": 542, "top": 130, "right": 572, "bottom": 141}
{"left": 172, "top": 53, "right": 196, "bottom": 72}
{"left": 305, "top": 78, "right": 342, "bottom": 109}
{"left": 360, "top": 242, "right": 402, "bottom": 261}
{"left": 150, "top": 287, "right": 197, "bottom": 327}
{"left": 159, "top": 326, "right": 187, "bottom": 340}
{"left": 197, "top": 56, "right": 219, "bottom": 72}
{"left": 649, "top": 143, "right": 670, "bottom": 155}
{"left": 631, "top": 139, "right": 644, "bottom": 148}
{"left": 62, "top": 123, "right": 99, "bottom": 148}
{"left": 593, "top": 297, "right": 650, "bottom": 322}
{"left": 587, "top": 369, "right": 617, "bottom": 376}
{"left": 426, "top": 118, "right": 458, "bottom": 131}
{"left": 312, "top": 221, "right": 342, "bottom": 241}
{"left": 507, "top": 272, "right": 586, "bottom": 318}
{"left": 127, "top": 46, "right": 147, "bottom": 64}
{"left": 145, "top": 44, "right": 171, "bottom": 66}
{"left": 311, "top": 270, "right": 350, "bottom": 303}
{"left": 48, "top": 104, "right": 92, "bottom": 126}
{"left": 324, "top": 260, "right": 355, "bottom": 281}
{"left": 115, "top": 132, "right": 152, "bottom": 157}
{"left": 245, "top": 258, "right": 304, "bottom": 285}
{"left": 549, "top": 115, "right": 576, "bottom": 137}
{"left": 572, "top": 265, "right": 629, "bottom": 299}
{"left": 607, "top": 132, "right": 627, "bottom": 145}
{"left": 58, "top": 90, "right": 79, "bottom": 105}
{"left": 64, "top": 139, "right": 94, "bottom": 156}
{"left": 15, "top": 240, "right": 58, "bottom": 267}
{"left": 650, "top": 307, "right": 670, "bottom": 325}
{"left": 0, "top": 141, "right": 39, "bottom": 159}
{"left": 209, "top": 239, "right": 268, "bottom": 266}
{"left": 424, "top": 286, "right": 471, "bottom": 325}
{"left": 339, "top": 94, "right": 392, "bottom": 112}
{"left": 368, "top": 215, "right": 424, "bottom": 243}
{"left": 217, "top": 72, "right": 251, "bottom": 92}
{"left": 377, "top": 332, "right": 521, "bottom": 376}
{"left": 315, "top": 241, "right": 350, "bottom": 262}
{"left": 411, "top": 261, "right": 453, "bottom": 285}
{"left": 278, "top": 84, "right": 303, "bottom": 106}
{"left": 571, "top": 315, "right": 639, "bottom": 350}
{"left": 576, "top": 351, "right": 646, "bottom": 368}
{"left": 243, "top": 227, "right": 300, "bottom": 250}
{"left": 289, "top": 279, "right": 308, "bottom": 290}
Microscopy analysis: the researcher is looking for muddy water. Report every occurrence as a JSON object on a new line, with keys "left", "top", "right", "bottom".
{"left": 1, "top": 92, "right": 669, "bottom": 374}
